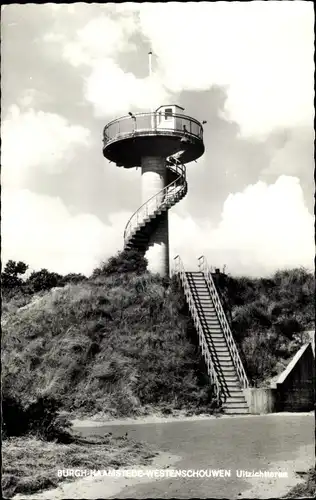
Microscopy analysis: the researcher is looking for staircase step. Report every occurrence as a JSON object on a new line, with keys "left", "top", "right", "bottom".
{"left": 206, "top": 334, "right": 225, "bottom": 339}
{"left": 224, "top": 395, "right": 247, "bottom": 403}
{"left": 218, "top": 364, "right": 235, "bottom": 370}
{"left": 206, "top": 331, "right": 225, "bottom": 336}
{"left": 215, "top": 354, "right": 232, "bottom": 360}
{"left": 222, "top": 407, "right": 249, "bottom": 414}
{"left": 207, "top": 332, "right": 225, "bottom": 337}
{"left": 206, "top": 338, "right": 226, "bottom": 344}
{"left": 194, "top": 299, "right": 215, "bottom": 303}
{"left": 222, "top": 401, "right": 249, "bottom": 409}
{"left": 209, "top": 341, "right": 228, "bottom": 347}
{"left": 206, "top": 321, "right": 221, "bottom": 327}
{"left": 202, "top": 326, "right": 221, "bottom": 332}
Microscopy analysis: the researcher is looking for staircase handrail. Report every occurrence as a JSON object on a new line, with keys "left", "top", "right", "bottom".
{"left": 198, "top": 255, "right": 249, "bottom": 389}
{"left": 124, "top": 158, "right": 187, "bottom": 244}
{"left": 173, "top": 255, "right": 223, "bottom": 402}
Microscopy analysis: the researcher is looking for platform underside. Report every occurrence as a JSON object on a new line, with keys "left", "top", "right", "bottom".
{"left": 103, "top": 131, "right": 204, "bottom": 167}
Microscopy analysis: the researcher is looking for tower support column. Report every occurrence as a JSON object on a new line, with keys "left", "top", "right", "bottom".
{"left": 141, "top": 156, "right": 169, "bottom": 277}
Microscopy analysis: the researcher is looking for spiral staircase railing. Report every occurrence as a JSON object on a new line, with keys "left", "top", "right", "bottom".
{"left": 124, "top": 156, "right": 187, "bottom": 247}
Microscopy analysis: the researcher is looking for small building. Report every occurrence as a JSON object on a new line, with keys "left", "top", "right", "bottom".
{"left": 275, "top": 343, "right": 315, "bottom": 412}
{"left": 155, "top": 105, "right": 185, "bottom": 132}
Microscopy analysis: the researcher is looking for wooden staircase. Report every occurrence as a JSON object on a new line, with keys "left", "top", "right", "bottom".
{"left": 174, "top": 256, "right": 250, "bottom": 414}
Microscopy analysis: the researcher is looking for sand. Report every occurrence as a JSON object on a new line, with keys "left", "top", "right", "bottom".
{"left": 71, "top": 411, "right": 313, "bottom": 428}
{"left": 239, "top": 444, "right": 314, "bottom": 499}
{"left": 12, "top": 452, "right": 181, "bottom": 500}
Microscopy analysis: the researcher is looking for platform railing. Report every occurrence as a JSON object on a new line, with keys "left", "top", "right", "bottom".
{"left": 198, "top": 255, "right": 249, "bottom": 389}
{"left": 124, "top": 157, "right": 187, "bottom": 244}
{"left": 103, "top": 111, "right": 203, "bottom": 146}
{"left": 173, "top": 255, "right": 222, "bottom": 403}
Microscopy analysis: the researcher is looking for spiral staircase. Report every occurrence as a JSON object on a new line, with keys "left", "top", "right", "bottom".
{"left": 124, "top": 154, "right": 187, "bottom": 251}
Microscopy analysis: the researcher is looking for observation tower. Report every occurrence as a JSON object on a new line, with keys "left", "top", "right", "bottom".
{"left": 102, "top": 54, "right": 205, "bottom": 277}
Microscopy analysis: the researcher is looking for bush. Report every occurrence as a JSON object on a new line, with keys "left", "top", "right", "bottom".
{"left": 215, "top": 267, "right": 314, "bottom": 383}
{"left": 27, "top": 269, "right": 64, "bottom": 292}
{"left": 92, "top": 249, "right": 148, "bottom": 278}
{"left": 2, "top": 395, "right": 28, "bottom": 438}
{"left": 274, "top": 317, "right": 302, "bottom": 339}
{"left": 241, "top": 331, "right": 278, "bottom": 385}
{"left": 2, "top": 392, "right": 72, "bottom": 443}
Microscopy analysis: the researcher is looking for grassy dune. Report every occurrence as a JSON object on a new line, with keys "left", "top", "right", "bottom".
{"left": 2, "top": 271, "right": 215, "bottom": 418}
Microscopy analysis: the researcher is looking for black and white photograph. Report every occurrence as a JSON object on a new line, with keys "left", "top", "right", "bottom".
{"left": 1, "top": 2, "right": 315, "bottom": 499}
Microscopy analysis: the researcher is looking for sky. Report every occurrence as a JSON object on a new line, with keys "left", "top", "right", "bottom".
{"left": 1, "top": 2, "right": 314, "bottom": 277}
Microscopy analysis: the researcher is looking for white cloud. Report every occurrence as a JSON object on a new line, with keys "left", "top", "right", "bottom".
{"left": 1, "top": 188, "right": 130, "bottom": 276}
{"left": 170, "top": 176, "right": 314, "bottom": 276}
{"left": 84, "top": 59, "right": 170, "bottom": 117}
{"left": 61, "top": 14, "right": 137, "bottom": 67}
{"left": 261, "top": 127, "right": 314, "bottom": 179}
{"left": 138, "top": 2, "right": 314, "bottom": 137}
{"left": 43, "top": 3, "right": 314, "bottom": 132}
{"left": 1, "top": 105, "right": 91, "bottom": 188}
{"left": 44, "top": 8, "right": 170, "bottom": 117}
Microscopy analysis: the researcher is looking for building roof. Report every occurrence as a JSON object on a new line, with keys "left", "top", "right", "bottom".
{"left": 155, "top": 104, "right": 185, "bottom": 112}
{"left": 276, "top": 343, "right": 314, "bottom": 385}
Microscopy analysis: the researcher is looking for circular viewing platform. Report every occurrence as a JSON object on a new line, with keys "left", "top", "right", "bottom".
{"left": 102, "top": 111, "right": 205, "bottom": 168}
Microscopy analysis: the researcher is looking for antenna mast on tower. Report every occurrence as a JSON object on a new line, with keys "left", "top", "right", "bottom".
{"left": 148, "top": 50, "right": 153, "bottom": 114}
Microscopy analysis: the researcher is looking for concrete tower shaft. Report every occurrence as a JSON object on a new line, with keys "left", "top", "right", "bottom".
{"left": 141, "top": 156, "right": 169, "bottom": 275}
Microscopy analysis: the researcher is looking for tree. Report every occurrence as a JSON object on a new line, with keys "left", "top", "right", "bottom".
{"left": 27, "top": 269, "right": 64, "bottom": 292}
{"left": 1, "top": 260, "right": 28, "bottom": 289}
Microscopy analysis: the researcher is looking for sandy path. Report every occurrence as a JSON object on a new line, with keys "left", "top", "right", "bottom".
{"left": 71, "top": 411, "right": 313, "bottom": 428}
{"left": 12, "top": 452, "right": 181, "bottom": 500}
{"left": 239, "top": 443, "right": 314, "bottom": 499}
{"left": 13, "top": 413, "right": 314, "bottom": 499}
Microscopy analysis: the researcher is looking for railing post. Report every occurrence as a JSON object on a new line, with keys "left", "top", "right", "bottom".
{"left": 197, "top": 255, "right": 204, "bottom": 272}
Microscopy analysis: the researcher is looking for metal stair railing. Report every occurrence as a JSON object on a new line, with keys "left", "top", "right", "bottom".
{"left": 173, "top": 255, "right": 222, "bottom": 403}
{"left": 124, "top": 157, "right": 187, "bottom": 245}
{"left": 198, "top": 255, "right": 249, "bottom": 389}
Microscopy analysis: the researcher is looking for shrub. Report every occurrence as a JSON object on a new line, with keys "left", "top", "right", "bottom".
{"left": 2, "top": 395, "right": 28, "bottom": 438}
{"left": 25, "top": 396, "right": 72, "bottom": 443}
{"left": 27, "top": 269, "right": 64, "bottom": 292}
{"left": 92, "top": 249, "right": 148, "bottom": 278}
{"left": 2, "top": 392, "right": 72, "bottom": 443}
